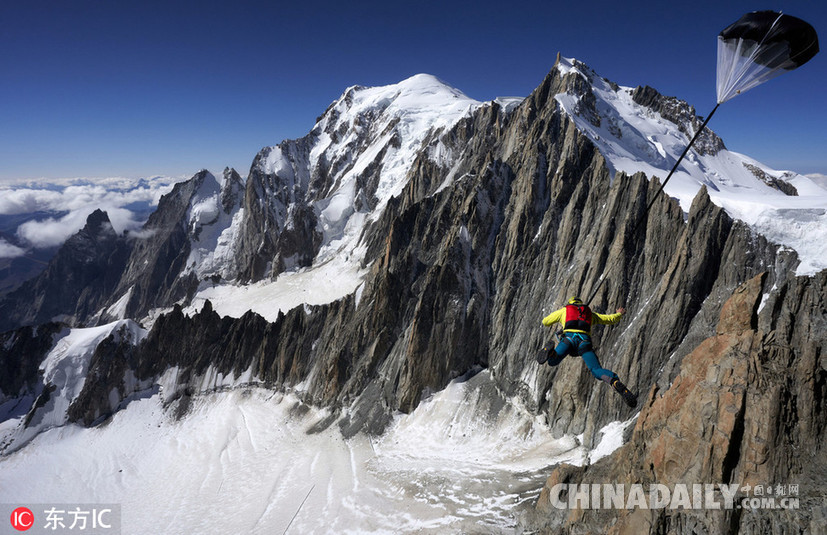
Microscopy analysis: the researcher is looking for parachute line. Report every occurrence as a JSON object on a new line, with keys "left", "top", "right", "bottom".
{"left": 585, "top": 103, "right": 720, "bottom": 306}
{"left": 717, "top": 12, "right": 784, "bottom": 104}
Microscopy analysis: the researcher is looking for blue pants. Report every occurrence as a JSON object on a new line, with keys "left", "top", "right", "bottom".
{"left": 548, "top": 332, "right": 617, "bottom": 384}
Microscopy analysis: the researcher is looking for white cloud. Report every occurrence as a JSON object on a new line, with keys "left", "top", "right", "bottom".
{"left": 0, "top": 238, "right": 26, "bottom": 259}
{"left": 0, "top": 176, "right": 187, "bottom": 216}
{"left": 1, "top": 175, "right": 190, "bottom": 250}
{"left": 127, "top": 228, "right": 159, "bottom": 240}
{"left": 0, "top": 189, "right": 65, "bottom": 214}
{"left": 16, "top": 204, "right": 160, "bottom": 249}
{"left": 16, "top": 211, "right": 93, "bottom": 249}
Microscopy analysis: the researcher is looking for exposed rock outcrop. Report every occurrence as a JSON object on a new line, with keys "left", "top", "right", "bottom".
{"left": 113, "top": 171, "right": 209, "bottom": 318}
{"left": 46, "top": 63, "right": 791, "bottom": 449}
{"left": 235, "top": 141, "right": 319, "bottom": 281}
{"left": 631, "top": 85, "right": 725, "bottom": 156}
{"left": 2, "top": 60, "right": 823, "bottom": 535}
{"left": 0, "top": 322, "right": 64, "bottom": 399}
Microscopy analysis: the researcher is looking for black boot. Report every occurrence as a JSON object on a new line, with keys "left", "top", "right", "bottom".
{"left": 536, "top": 345, "right": 552, "bottom": 365}
{"left": 611, "top": 378, "right": 638, "bottom": 408}
{"left": 538, "top": 332, "right": 563, "bottom": 365}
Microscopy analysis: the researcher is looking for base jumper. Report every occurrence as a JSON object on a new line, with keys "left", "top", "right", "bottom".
{"left": 539, "top": 297, "right": 637, "bottom": 407}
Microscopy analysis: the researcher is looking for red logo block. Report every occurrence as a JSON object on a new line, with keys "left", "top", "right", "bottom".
{"left": 10, "top": 507, "right": 34, "bottom": 531}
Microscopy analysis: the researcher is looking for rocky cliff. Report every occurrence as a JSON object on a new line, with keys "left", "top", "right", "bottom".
{"left": 8, "top": 58, "right": 797, "bottom": 434}
{"left": 111, "top": 168, "right": 246, "bottom": 320}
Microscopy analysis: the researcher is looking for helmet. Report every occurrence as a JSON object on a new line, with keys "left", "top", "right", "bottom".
{"left": 568, "top": 297, "right": 583, "bottom": 305}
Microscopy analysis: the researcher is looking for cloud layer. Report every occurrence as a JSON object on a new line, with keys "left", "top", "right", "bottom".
{"left": 0, "top": 175, "right": 189, "bottom": 252}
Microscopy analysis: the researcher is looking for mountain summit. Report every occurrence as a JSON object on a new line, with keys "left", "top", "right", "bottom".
{"left": 231, "top": 73, "right": 484, "bottom": 282}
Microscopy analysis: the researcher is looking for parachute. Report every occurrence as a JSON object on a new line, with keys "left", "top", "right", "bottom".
{"left": 585, "top": 11, "right": 818, "bottom": 305}
{"left": 640, "top": 10, "right": 819, "bottom": 213}
{"left": 717, "top": 11, "right": 819, "bottom": 103}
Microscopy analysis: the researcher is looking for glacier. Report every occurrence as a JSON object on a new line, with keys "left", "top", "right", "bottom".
{"left": 0, "top": 369, "right": 627, "bottom": 534}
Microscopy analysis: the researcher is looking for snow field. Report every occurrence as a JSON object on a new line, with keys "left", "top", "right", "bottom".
{"left": 0, "top": 369, "right": 630, "bottom": 534}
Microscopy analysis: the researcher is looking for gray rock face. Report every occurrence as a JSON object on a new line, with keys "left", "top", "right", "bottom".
{"left": 47, "top": 62, "right": 799, "bottom": 442}
{"left": 631, "top": 85, "right": 725, "bottom": 156}
{"left": 112, "top": 171, "right": 209, "bottom": 318}
{"left": 107, "top": 167, "right": 245, "bottom": 321}
{"left": 0, "top": 323, "right": 63, "bottom": 400}
{"left": 742, "top": 161, "right": 799, "bottom": 195}
{"left": 235, "top": 141, "right": 320, "bottom": 281}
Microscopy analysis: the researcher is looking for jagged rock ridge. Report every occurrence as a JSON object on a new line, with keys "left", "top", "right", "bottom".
{"left": 5, "top": 58, "right": 800, "bottom": 435}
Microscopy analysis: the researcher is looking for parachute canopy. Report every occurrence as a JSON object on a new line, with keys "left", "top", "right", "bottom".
{"left": 716, "top": 11, "right": 819, "bottom": 103}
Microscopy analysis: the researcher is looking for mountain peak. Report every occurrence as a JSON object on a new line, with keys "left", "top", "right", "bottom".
{"left": 83, "top": 208, "right": 112, "bottom": 231}
{"left": 549, "top": 56, "right": 732, "bottom": 205}
{"left": 394, "top": 73, "right": 465, "bottom": 95}
{"left": 330, "top": 73, "right": 479, "bottom": 122}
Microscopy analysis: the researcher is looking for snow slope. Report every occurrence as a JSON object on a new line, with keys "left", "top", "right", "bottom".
{"left": 0, "top": 372, "right": 625, "bottom": 534}
{"left": 0, "top": 320, "right": 148, "bottom": 453}
{"left": 184, "top": 248, "right": 368, "bottom": 322}
{"left": 555, "top": 56, "right": 827, "bottom": 275}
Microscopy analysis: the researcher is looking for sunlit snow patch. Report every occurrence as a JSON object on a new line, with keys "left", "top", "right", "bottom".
{"left": 185, "top": 245, "right": 369, "bottom": 321}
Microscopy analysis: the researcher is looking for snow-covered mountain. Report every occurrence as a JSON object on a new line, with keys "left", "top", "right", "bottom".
{"left": 177, "top": 60, "right": 825, "bottom": 325}
{"left": 108, "top": 63, "right": 827, "bottom": 326}
{"left": 231, "top": 73, "right": 486, "bottom": 281}
{"left": 2, "top": 57, "right": 826, "bottom": 534}
{"left": 553, "top": 57, "right": 827, "bottom": 275}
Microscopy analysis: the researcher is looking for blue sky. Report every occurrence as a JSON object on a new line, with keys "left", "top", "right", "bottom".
{"left": 1, "top": 0, "right": 825, "bottom": 182}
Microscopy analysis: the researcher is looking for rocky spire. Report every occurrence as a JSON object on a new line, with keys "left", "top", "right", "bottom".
{"left": 0, "top": 210, "right": 131, "bottom": 331}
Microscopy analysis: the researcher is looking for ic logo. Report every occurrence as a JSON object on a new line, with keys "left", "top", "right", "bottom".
{"left": 10, "top": 507, "right": 34, "bottom": 531}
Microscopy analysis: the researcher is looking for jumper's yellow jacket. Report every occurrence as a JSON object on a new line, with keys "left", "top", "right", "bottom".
{"left": 541, "top": 307, "right": 623, "bottom": 335}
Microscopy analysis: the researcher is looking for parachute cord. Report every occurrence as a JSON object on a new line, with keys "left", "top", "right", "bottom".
{"left": 636, "top": 102, "right": 720, "bottom": 227}
{"left": 585, "top": 102, "right": 721, "bottom": 306}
